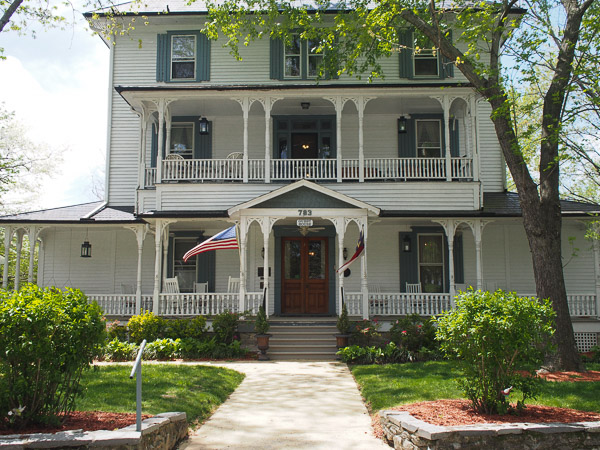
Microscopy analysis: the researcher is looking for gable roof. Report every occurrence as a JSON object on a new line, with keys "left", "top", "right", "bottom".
{"left": 0, "top": 202, "right": 141, "bottom": 224}
{"left": 228, "top": 179, "right": 380, "bottom": 216}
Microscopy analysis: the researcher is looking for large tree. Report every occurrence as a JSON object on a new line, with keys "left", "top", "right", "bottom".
{"left": 202, "top": 0, "right": 598, "bottom": 370}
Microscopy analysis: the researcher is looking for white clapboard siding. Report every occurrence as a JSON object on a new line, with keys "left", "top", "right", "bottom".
{"left": 477, "top": 102, "right": 505, "bottom": 192}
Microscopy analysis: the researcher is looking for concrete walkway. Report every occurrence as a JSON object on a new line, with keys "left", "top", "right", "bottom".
{"left": 179, "top": 361, "right": 389, "bottom": 449}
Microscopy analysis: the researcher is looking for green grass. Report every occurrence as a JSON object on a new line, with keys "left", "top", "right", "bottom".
{"left": 351, "top": 360, "right": 600, "bottom": 413}
{"left": 76, "top": 364, "right": 244, "bottom": 426}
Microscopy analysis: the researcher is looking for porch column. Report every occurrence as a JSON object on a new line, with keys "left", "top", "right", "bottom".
{"left": 239, "top": 218, "right": 248, "bottom": 312}
{"left": 325, "top": 217, "right": 346, "bottom": 316}
{"left": 469, "top": 95, "right": 481, "bottom": 183}
{"left": 162, "top": 224, "right": 170, "bottom": 283}
{"left": 165, "top": 108, "right": 172, "bottom": 158}
{"left": 128, "top": 224, "right": 148, "bottom": 315}
{"left": 136, "top": 106, "right": 150, "bottom": 190}
{"left": 324, "top": 96, "right": 347, "bottom": 183}
{"left": 258, "top": 97, "right": 281, "bottom": 184}
{"left": 233, "top": 97, "right": 251, "bottom": 183}
{"left": 14, "top": 229, "right": 24, "bottom": 291}
{"left": 434, "top": 219, "right": 458, "bottom": 304}
{"left": 36, "top": 237, "right": 44, "bottom": 285}
{"left": 348, "top": 97, "right": 375, "bottom": 183}
{"left": 465, "top": 219, "right": 491, "bottom": 291}
{"left": 431, "top": 95, "right": 453, "bottom": 181}
{"left": 152, "top": 220, "right": 166, "bottom": 313}
{"left": 3, "top": 226, "right": 13, "bottom": 289}
{"left": 257, "top": 216, "right": 276, "bottom": 317}
{"left": 155, "top": 100, "right": 166, "bottom": 184}
{"left": 360, "top": 218, "right": 369, "bottom": 319}
{"left": 27, "top": 226, "right": 41, "bottom": 284}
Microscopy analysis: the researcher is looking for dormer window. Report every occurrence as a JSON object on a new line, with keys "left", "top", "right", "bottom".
{"left": 171, "top": 35, "right": 196, "bottom": 80}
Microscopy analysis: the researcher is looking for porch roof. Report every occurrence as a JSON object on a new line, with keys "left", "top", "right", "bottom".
{"left": 0, "top": 202, "right": 142, "bottom": 224}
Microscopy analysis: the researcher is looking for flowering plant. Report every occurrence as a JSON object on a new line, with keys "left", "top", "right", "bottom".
{"left": 352, "top": 318, "right": 381, "bottom": 346}
{"left": 390, "top": 314, "right": 437, "bottom": 353}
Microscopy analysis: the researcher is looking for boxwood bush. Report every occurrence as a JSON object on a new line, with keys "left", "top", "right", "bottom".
{"left": 0, "top": 285, "right": 105, "bottom": 428}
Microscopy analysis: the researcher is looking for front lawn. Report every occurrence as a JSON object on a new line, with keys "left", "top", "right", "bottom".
{"left": 76, "top": 364, "right": 244, "bottom": 426}
{"left": 352, "top": 361, "right": 600, "bottom": 413}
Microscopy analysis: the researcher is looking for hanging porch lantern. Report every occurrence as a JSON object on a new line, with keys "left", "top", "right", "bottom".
{"left": 199, "top": 117, "right": 209, "bottom": 135}
{"left": 81, "top": 228, "right": 92, "bottom": 257}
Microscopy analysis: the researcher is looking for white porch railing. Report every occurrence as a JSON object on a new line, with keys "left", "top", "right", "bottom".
{"left": 145, "top": 168, "right": 156, "bottom": 187}
{"left": 271, "top": 158, "right": 337, "bottom": 180}
{"left": 244, "top": 292, "right": 263, "bottom": 315}
{"left": 144, "top": 157, "right": 474, "bottom": 185}
{"left": 88, "top": 294, "right": 153, "bottom": 316}
{"left": 159, "top": 293, "right": 239, "bottom": 316}
{"left": 568, "top": 294, "right": 597, "bottom": 316}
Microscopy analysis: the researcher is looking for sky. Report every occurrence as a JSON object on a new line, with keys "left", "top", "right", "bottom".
{"left": 0, "top": 12, "right": 110, "bottom": 212}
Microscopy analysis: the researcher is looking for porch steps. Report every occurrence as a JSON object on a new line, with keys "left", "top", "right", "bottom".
{"left": 266, "top": 319, "right": 339, "bottom": 360}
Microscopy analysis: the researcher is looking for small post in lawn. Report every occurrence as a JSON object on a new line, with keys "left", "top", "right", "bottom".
{"left": 129, "top": 339, "right": 147, "bottom": 432}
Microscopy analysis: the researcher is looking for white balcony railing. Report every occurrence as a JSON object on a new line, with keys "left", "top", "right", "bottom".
{"left": 144, "top": 157, "right": 474, "bottom": 185}
{"left": 345, "top": 292, "right": 453, "bottom": 317}
{"left": 88, "top": 294, "right": 153, "bottom": 316}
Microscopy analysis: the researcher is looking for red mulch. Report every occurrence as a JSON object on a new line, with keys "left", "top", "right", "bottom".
{"left": 0, "top": 411, "right": 152, "bottom": 436}
{"left": 372, "top": 369, "right": 600, "bottom": 440}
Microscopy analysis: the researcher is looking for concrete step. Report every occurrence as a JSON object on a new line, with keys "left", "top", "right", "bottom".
{"left": 265, "top": 321, "right": 340, "bottom": 360}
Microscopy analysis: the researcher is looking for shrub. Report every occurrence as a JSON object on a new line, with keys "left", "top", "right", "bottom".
{"left": 336, "top": 303, "right": 350, "bottom": 334}
{"left": 164, "top": 316, "right": 208, "bottom": 340}
{"left": 212, "top": 311, "right": 241, "bottom": 344}
{"left": 179, "top": 338, "right": 249, "bottom": 359}
{"left": 337, "top": 342, "right": 408, "bottom": 364}
{"left": 143, "top": 338, "right": 181, "bottom": 360}
{"left": 0, "top": 286, "right": 105, "bottom": 427}
{"left": 254, "top": 306, "right": 270, "bottom": 335}
{"left": 352, "top": 318, "right": 381, "bottom": 346}
{"left": 435, "top": 289, "right": 555, "bottom": 415}
{"left": 127, "top": 311, "right": 166, "bottom": 344}
{"left": 390, "top": 314, "right": 437, "bottom": 353}
{"left": 103, "top": 338, "right": 138, "bottom": 361}
{"left": 106, "top": 320, "right": 128, "bottom": 341}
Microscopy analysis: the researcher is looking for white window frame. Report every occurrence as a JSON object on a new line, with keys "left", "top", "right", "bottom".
{"left": 417, "top": 233, "right": 445, "bottom": 293}
{"left": 171, "top": 34, "right": 196, "bottom": 80}
{"left": 169, "top": 122, "right": 195, "bottom": 158}
{"left": 172, "top": 237, "right": 198, "bottom": 293}
{"left": 413, "top": 32, "right": 439, "bottom": 77}
{"left": 306, "top": 38, "right": 324, "bottom": 79}
{"left": 283, "top": 33, "right": 302, "bottom": 79}
{"left": 415, "top": 119, "right": 442, "bottom": 157}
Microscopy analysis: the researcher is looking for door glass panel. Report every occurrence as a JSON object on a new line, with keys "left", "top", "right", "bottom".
{"left": 284, "top": 240, "right": 301, "bottom": 279}
{"left": 308, "top": 240, "right": 326, "bottom": 279}
{"left": 418, "top": 235, "right": 444, "bottom": 293}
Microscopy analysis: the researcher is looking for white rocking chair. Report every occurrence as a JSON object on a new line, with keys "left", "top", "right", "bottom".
{"left": 227, "top": 276, "right": 240, "bottom": 293}
{"left": 194, "top": 282, "right": 208, "bottom": 293}
{"left": 163, "top": 277, "right": 181, "bottom": 314}
{"left": 406, "top": 282, "right": 422, "bottom": 293}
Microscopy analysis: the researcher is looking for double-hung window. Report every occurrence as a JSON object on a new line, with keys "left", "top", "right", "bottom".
{"left": 171, "top": 35, "right": 196, "bottom": 80}
{"left": 284, "top": 34, "right": 302, "bottom": 78}
{"left": 413, "top": 32, "right": 439, "bottom": 77}
{"left": 307, "top": 39, "right": 324, "bottom": 77}
{"left": 418, "top": 234, "right": 444, "bottom": 293}
{"left": 273, "top": 34, "right": 330, "bottom": 80}
{"left": 170, "top": 123, "right": 194, "bottom": 158}
{"left": 416, "top": 120, "right": 442, "bottom": 157}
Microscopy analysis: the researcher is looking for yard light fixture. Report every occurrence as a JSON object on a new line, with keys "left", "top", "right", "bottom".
{"left": 81, "top": 229, "right": 92, "bottom": 258}
{"left": 199, "top": 117, "right": 209, "bottom": 135}
{"left": 403, "top": 235, "right": 412, "bottom": 253}
{"left": 398, "top": 116, "right": 408, "bottom": 134}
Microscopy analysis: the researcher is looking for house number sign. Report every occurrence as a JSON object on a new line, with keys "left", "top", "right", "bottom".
{"left": 297, "top": 219, "right": 314, "bottom": 227}
{"left": 298, "top": 209, "right": 312, "bottom": 216}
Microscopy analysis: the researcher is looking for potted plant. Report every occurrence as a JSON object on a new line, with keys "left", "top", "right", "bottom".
{"left": 335, "top": 303, "right": 351, "bottom": 350}
{"left": 255, "top": 305, "right": 271, "bottom": 361}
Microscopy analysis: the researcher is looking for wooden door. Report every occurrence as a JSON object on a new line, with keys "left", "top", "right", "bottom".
{"left": 281, "top": 237, "right": 329, "bottom": 314}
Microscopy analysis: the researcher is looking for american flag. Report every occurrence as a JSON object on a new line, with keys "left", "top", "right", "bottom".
{"left": 183, "top": 225, "right": 238, "bottom": 262}
{"left": 336, "top": 228, "right": 365, "bottom": 273}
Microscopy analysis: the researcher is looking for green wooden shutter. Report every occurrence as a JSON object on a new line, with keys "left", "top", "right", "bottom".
{"left": 398, "top": 29, "right": 413, "bottom": 79}
{"left": 398, "top": 118, "right": 416, "bottom": 157}
{"left": 450, "top": 118, "right": 460, "bottom": 157}
{"left": 151, "top": 123, "right": 158, "bottom": 168}
{"left": 197, "top": 33, "right": 211, "bottom": 81}
{"left": 270, "top": 37, "right": 284, "bottom": 80}
{"left": 197, "top": 251, "right": 215, "bottom": 292}
{"left": 441, "top": 30, "right": 454, "bottom": 79}
{"left": 195, "top": 121, "right": 212, "bottom": 159}
{"left": 399, "top": 232, "right": 419, "bottom": 292}
{"left": 156, "top": 34, "right": 168, "bottom": 82}
{"left": 453, "top": 234, "right": 464, "bottom": 284}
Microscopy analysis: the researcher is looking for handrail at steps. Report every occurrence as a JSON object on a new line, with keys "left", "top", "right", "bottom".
{"left": 129, "top": 339, "right": 147, "bottom": 432}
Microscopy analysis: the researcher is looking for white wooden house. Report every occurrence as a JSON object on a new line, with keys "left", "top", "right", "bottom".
{"left": 1, "top": 0, "right": 599, "bottom": 352}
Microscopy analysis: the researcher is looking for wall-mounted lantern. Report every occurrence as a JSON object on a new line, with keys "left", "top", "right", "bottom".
{"left": 398, "top": 116, "right": 408, "bottom": 134}
{"left": 199, "top": 117, "right": 210, "bottom": 135}
{"left": 343, "top": 247, "right": 348, "bottom": 260}
{"left": 403, "top": 235, "right": 412, "bottom": 253}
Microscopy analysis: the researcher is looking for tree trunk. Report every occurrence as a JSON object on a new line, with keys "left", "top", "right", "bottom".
{"left": 488, "top": 101, "right": 581, "bottom": 371}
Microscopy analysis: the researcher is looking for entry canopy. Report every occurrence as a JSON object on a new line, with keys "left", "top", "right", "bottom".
{"left": 228, "top": 180, "right": 381, "bottom": 218}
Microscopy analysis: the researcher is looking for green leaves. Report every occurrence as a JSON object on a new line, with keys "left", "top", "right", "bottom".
{"left": 435, "top": 289, "right": 556, "bottom": 414}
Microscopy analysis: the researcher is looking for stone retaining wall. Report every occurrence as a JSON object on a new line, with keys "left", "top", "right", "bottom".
{"left": 0, "top": 412, "right": 188, "bottom": 449}
{"left": 380, "top": 410, "right": 600, "bottom": 449}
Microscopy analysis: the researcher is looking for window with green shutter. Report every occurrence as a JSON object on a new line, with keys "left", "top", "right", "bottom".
{"left": 156, "top": 31, "right": 210, "bottom": 82}
{"left": 271, "top": 35, "right": 335, "bottom": 80}
{"left": 398, "top": 28, "right": 454, "bottom": 80}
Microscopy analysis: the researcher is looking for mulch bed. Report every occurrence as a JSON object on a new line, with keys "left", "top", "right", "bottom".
{"left": 0, "top": 411, "right": 152, "bottom": 436}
